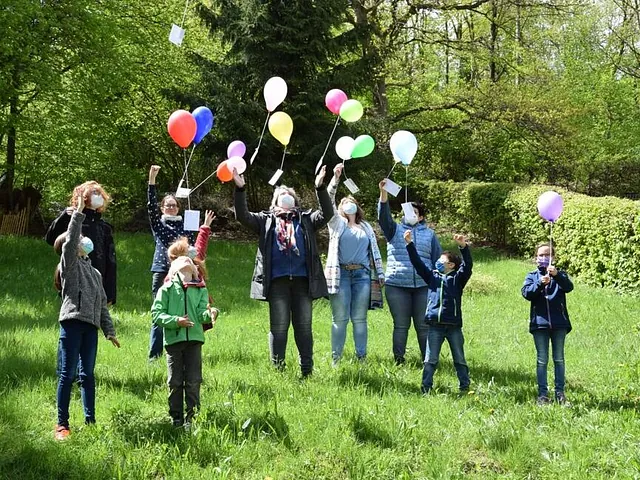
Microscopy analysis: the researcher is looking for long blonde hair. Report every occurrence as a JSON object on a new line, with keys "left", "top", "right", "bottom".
{"left": 70, "top": 181, "right": 111, "bottom": 213}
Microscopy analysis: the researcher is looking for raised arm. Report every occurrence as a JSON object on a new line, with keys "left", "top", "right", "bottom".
{"left": 309, "top": 166, "right": 333, "bottom": 229}
{"left": 45, "top": 209, "right": 72, "bottom": 245}
{"left": 232, "top": 168, "right": 264, "bottom": 235}
{"left": 327, "top": 163, "right": 343, "bottom": 212}
{"left": 61, "top": 209, "right": 85, "bottom": 273}
{"left": 195, "top": 210, "right": 215, "bottom": 260}
{"left": 404, "top": 230, "right": 433, "bottom": 283}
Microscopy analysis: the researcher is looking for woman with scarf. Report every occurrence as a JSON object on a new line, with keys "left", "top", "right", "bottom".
{"left": 147, "top": 165, "right": 197, "bottom": 360}
{"left": 232, "top": 166, "right": 333, "bottom": 377}
{"left": 325, "top": 164, "right": 385, "bottom": 365}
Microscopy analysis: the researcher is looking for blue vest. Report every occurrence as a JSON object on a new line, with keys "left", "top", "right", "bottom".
{"left": 386, "top": 223, "right": 437, "bottom": 288}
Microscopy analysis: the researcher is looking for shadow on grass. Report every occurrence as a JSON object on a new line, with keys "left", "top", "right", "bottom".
{"left": 0, "top": 340, "right": 56, "bottom": 391}
{"left": 336, "top": 364, "right": 421, "bottom": 397}
{"left": 349, "top": 411, "right": 395, "bottom": 449}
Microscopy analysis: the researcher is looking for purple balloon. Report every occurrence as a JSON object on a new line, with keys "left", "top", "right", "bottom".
{"left": 192, "top": 106, "right": 214, "bottom": 145}
{"left": 537, "top": 191, "right": 564, "bottom": 222}
{"left": 227, "top": 140, "right": 246, "bottom": 159}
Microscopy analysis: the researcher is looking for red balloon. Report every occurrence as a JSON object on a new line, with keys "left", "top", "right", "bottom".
{"left": 216, "top": 161, "right": 233, "bottom": 182}
{"left": 167, "top": 110, "right": 197, "bottom": 148}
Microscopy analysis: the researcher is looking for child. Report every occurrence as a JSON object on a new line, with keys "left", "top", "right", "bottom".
{"left": 151, "top": 256, "right": 212, "bottom": 427}
{"left": 521, "top": 243, "right": 573, "bottom": 405}
{"left": 53, "top": 191, "right": 120, "bottom": 441}
{"left": 404, "top": 231, "right": 472, "bottom": 394}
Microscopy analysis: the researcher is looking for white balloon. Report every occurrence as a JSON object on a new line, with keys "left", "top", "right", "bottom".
{"left": 390, "top": 130, "right": 418, "bottom": 165}
{"left": 227, "top": 156, "right": 247, "bottom": 174}
{"left": 335, "top": 136, "right": 355, "bottom": 161}
{"left": 264, "top": 77, "right": 288, "bottom": 112}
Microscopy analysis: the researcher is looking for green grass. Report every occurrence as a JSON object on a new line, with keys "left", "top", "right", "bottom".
{"left": 1, "top": 234, "right": 640, "bottom": 479}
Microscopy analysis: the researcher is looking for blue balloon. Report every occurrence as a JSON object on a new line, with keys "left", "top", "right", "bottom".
{"left": 192, "top": 106, "right": 215, "bottom": 145}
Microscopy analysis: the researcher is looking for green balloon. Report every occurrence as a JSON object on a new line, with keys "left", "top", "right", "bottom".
{"left": 339, "top": 99, "right": 364, "bottom": 123}
{"left": 351, "top": 135, "right": 375, "bottom": 158}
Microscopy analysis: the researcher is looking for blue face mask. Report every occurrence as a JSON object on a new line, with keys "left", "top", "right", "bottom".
{"left": 187, "top": 246, "right": 197, "bottom": 259}
{"left": 537, "top": 255, "right": 550, "bottom": 268}
{"left": 435, "top": 259, "right": 446, "bottom": 273}
{"left": 80, "top": 237, "right": 94, "bottom": 256}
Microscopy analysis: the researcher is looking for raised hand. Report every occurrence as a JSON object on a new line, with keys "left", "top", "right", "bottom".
{"left": 379, "top": 179, "right": 388, "bottom": 202}
{"left": 149, "top": 165, "right": 161, "bottom": 185}
{"left": 333, "top": 163, "right": 343, "bottom": 179}
{"left": 315, "top": 165, "right": 327, "bottom": 188}
{"left": 76, "top": 190, "right": 85, "bottom": 212}
{"left": 453, "top": 234, "right": 467, "bottom": 247}
{"left": 232, "top": 168, "right": 245, "bottom": 189}
{"left": 204, "top": 210, "right": 216, "bottom": 228}
{"left": 540, "top": 275, "right": 551, "bottom": 286}
{"left": 403, "top": 229, "right": 413, "bottom": 244}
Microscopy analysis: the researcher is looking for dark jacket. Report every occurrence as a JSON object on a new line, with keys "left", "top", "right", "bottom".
{"left": 45, "top": 208, "right": 117, "bottom": 305}
{"left": 522, "top": 267, "right": 573, "bottom": 333}
{"left": 147, "top": 184, "right": 196, "bottom": 273}
{"left": 407, "top": 243, "right": 473, "bottom": 327}
{"left": 234, "top": 186, "right": 333, "bottom": 301}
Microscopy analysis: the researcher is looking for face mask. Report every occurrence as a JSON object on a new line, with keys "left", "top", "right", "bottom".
{"left": 435, "top": 259, "right": 447, "bottom": 273}
{"left": 342, "top": 202, "right": 357, "bottom": 215}
{"left": 187, "top": 246, "right": 197, "bottom": 259}
{"left": 90, "top": 194, "right": 104, "bottom": 209}
{"left": 278, "top": 194, "right": 295, "bottom": 209}
{"left": 80, "top": 237, "right": 94, "bottom": 256}
{"left": 536, "top": 255, "right": 550, "bottom": 268}
{"left": 405, "top": 217, "right": 419, "bottom": 226}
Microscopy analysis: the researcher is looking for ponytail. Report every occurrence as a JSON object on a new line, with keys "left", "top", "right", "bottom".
{"left": 53, "top": 232, "right": 66, "bottom": 292}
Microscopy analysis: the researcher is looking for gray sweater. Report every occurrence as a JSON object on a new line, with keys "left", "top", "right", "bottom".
{"left": 58, "top": 211, "right": 116, "bottom": 338}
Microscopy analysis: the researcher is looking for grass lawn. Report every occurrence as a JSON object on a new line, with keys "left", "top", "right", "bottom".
{"left": 1, "top": 232, "right": 640, "bottom": 479}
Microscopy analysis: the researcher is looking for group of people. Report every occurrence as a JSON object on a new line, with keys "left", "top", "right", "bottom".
{"left": 44, "top": 163, "right": 574, "bottom": 439}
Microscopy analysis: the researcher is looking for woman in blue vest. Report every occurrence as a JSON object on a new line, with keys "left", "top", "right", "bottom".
{"left": 378, "top": 179, "right": 442, "bottom": 365}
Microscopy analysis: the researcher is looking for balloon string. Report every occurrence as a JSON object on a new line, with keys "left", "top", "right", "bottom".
{"left": 386, "top": 162, "right": 397, "bottom": 179}
{"left": 279, "top": 146, "right": 287, "bottom": 171}
{"left": 189, "top": 170, "right": 217, "bottom": 195}
{"left": 405, "top": 165, "right": 408, "bottom": 204}
{"left": 319, "top": 116, "right": 341, "bottom": 164}
{"left": 184, "top": 149, "right": 191, "bottom": 209}
{"left": 180, "top": 0, "right": 190, "bottom": 28}
{"left": 180, "top": 144, "right": 196, "bottom": 184}
{"left": 250, "top": 113, "right": 270, "bottom": 165}
{"left": 549, "top": 222, "right": 554, "bottom": 267}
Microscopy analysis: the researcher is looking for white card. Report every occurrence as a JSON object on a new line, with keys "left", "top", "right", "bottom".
{"left": 343, "top": 178, "right": 359, "bottom": 194}
{"left": 184, "top": 210, "right": 200, "bottom": 231}
{"left": 383, "top": 178, "right": 402, "bottom": 197}
{"left": 401, "top": 202, "right": 417, "bottom": 224}
{"left": 175, "top": 187, "right": 191, "bottom": 199}
{"left": 314, "top": 158, "right": 324, "bottom": 175}
{"left": 169, "top": 24, "right": 185, "bottom": 46}
{"left": 268, "top": 169, "right": 284, "bottom": 186}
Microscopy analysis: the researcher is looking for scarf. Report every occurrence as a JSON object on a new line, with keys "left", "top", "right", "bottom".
{"left": 161, "top": 214, "right": 182, "bottom": 222}
{"left": 273, "top": 208, "right": 300, "bottom": 256}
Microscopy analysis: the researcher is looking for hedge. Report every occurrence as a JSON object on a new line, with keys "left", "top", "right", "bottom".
{"left": 411, "top": 180, "right": 640, "bottom": 294}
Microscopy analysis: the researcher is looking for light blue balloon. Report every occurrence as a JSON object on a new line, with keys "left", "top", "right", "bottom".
{"left": 389, "top": 130, "right": 418, "bottom": 165}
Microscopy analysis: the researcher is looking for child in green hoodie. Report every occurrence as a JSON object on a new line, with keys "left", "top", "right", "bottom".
{"left": 152, "top": 255, "right": 212, "bottom": 427}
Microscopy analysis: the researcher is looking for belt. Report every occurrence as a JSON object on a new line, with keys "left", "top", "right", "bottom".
{"left": 340, "top": 264, "right": 364, "bottom": 271}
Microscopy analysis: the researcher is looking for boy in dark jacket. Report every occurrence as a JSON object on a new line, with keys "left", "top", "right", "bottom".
{"left": 521, "top": 243, "right": 573, "bottom": 405}
{"left": 405, "top": 231, "right": 472, "bottom": 394}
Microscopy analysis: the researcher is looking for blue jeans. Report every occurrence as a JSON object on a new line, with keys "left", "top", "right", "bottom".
{"left": 149, "top": 271, "right": 167, "bottom": 359}
{"left": 57, "top": 320, "right": 98, "bottom": 427}
{"left": 329, "top": 267, "right": 370, "bottom": 362}
{"left": 267, "top": 277, "right": 313, "bottom": 375}
{"left": 422, "top": 325, "right": 470, "bottom": 392}
{"left": 532, "top": 329, "right": 567, "bottom": 397}
{"left": 385, "top": 285, "right": 429, "bottom": 363}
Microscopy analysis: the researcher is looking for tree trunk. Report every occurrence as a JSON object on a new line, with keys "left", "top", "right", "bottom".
{"left": 489, "top": 0, "right": 498, "bottom": 83}
{"left": 6, "top": 94, "right": 17, "bottom": 207}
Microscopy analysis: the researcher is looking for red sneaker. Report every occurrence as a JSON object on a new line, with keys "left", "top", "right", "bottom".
{"left": 55, "top": 425, "right": 70, "bottom": 441}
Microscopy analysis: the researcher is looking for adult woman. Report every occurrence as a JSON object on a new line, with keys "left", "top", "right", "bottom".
{"left": 325, "top": 164, "right": 384, "bottom": 364}
{"left": 45, "top": 181, "right": 117, "bottom": 305}
{"left": 378, "top": 179, "right": 442, "bottom": 365}
{"left": 232, "top": 166, "right": 333, "bottom": 377}
{"left": 147, "top": 165, "right": 197, "bottom": 360}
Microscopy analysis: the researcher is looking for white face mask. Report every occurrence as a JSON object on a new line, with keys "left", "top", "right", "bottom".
{"left": 404, "top": 217, "right": 419, "bottom": 226}
{"left": 90, "top": 194, "right": 104, "bottom": 209}
{"left": 278, "top": 194, "right": 296, "bottom": 209}
{"left": 342, "top": 202, "right": 357, "bottom": 215}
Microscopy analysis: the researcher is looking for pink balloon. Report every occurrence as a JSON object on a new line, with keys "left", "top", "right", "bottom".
{"left": 537, "top": 191, "right": 564, "bottom": 222}
{"left": 325, "top": 89, "right": 348, "bottom": 115}
{"left": 227, "top": 156, "right": 247, "bottom": 175}
{"left": 227, "top": 140, "right": 246, "bottom": 159}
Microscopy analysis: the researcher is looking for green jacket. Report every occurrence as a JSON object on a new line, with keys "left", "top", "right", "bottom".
{"left": 151, "top": 274, "right": 211, "bottom": 346}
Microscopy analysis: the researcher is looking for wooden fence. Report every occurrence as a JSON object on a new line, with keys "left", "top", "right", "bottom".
{"left": 0, "top": 198, "right": 31, "bottom": 236}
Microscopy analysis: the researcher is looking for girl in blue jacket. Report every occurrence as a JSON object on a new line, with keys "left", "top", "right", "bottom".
{"left": 521, "top": 243, "right": 574, "bottom": 405}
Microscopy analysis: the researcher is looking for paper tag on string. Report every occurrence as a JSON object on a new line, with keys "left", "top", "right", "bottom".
{"left": 268, "top": 169, "right": 284, "bottom": 186}
{"left": 383, "top": 178, "right": 402, "bottom": 197}
{"left": 169, "top": 24, "right": 185, "bottom": 46}
{"left": 175, "top": 187, "right": 191, "bottom": 199}
{"left": 401, "top": 202, "right": 418, "bottom": 224}
{"left": 314, "top": 158, "right": 324, "bottom": 175}
{"left": 250, "top": 149, "right": 259, "bottom": 165}
{"left": 184, "top": 210, "right": 200, "bottom": 231}
{"left": 343, "top": 178, "right": 359, "bottom": 194}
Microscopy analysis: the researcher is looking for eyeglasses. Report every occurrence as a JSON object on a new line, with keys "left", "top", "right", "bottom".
{"left": 164, "top": 203, "right": 178, "bottom": 209}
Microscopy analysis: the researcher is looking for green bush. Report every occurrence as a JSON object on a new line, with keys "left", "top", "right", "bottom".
{"left": 412, "top": 179, "right": 640, "bottom": 294}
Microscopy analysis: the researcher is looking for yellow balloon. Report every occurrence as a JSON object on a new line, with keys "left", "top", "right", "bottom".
{"left": 268, "top": 112, "right": 293, "bottom": 146}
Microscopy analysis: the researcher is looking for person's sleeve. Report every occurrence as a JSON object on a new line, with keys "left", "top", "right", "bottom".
{"left": 406, "top": 242, "right": 432, "bottom": 283}
{"left": 377, "top": 201, "right": 397, "bottom": 241}
{"left": 199, "top": 289, "right": 211, "bottom": 324}
{"left": 151, "top": 287, "right": 180, "bottom": 329}
{"left": 554, "top": 271, "right": 574, "bottom": 293}
{"left": 309, "top": 186, "right": 333, "bottom": 230}
{"left": 104, "top": 224, "right": 117, "bottom": 304}
{"left": 99, "top": 286, "right": 116, "bottom": 338}
{"left": 234, "top": 187, "right": 263, "bottom": 234}
{"left": 455, "top": 246, "right": 473, "bottom": 289}
{"left": 431, "top": 233, "right": 442, "bottom": 263}
{"left": 61, "top": 211, "right": 84, "bottom": 272}
{"left": 195, "top": 225, "right": 211, "bottom": 260}
{"left": 44, "top": 210, "right": 71, "bottom": 245}
{"left": 522, "top": 273, "right": 544, "bottom": 300}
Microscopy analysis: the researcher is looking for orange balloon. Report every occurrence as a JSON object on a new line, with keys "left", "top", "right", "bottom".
{"left": 216, "top": 161, "right": 233, "bottom": 182}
